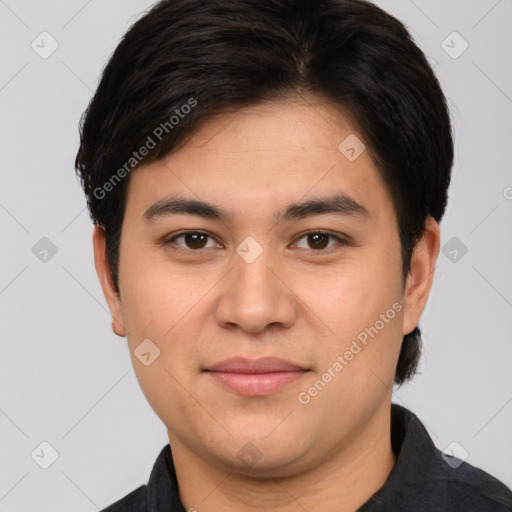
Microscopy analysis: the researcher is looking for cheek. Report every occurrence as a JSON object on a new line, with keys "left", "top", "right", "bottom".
{"left": 117, "top": 253, "right": 209, "bottom": 422}
{"left": 118, "top": 242, "right": 207, "bottom": 340}
{"left": 303, "top": 270, "right": 403, "bottom": 413}
{"left": 299, "top": 256, "right": 402, "bottom": 340}
{"left": 299, "top": 247, "right": 404, "bottom": 395}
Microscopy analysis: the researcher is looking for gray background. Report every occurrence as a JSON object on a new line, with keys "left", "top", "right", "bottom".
{"left": 0, "top": 0, "right": 511, "bottom": 510}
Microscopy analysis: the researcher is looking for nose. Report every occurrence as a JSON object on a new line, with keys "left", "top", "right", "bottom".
{"left": 215, "top": 244, "right": 297, "bottom": 334}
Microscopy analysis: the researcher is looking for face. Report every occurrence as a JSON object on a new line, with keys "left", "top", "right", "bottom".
{"left": 94, "top": 97, "right": 438, "bottom": 477}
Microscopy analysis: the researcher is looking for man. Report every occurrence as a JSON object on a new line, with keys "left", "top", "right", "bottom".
{"left": 75, "top": 0, "right": 512, "bottom": 510}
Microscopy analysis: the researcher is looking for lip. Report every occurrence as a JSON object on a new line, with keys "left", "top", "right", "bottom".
{"left": 206, "top": 357, "right": 307, "bottom": 373}
{"left": 205, "top": 357, "right": 310, "bottom": 396}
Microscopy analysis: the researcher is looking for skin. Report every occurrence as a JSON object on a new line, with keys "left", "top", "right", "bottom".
{"left": 93, "top": 96, "right": 440, "bottom": 512}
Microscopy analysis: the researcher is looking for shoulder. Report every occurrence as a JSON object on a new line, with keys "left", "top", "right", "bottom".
{"left": 379, "top": 405, "right": 512, "bottom": 511}
{"left": 414, "top": 455, "right": 512, "bottom": 511}
{"left": 97, "top": 444, "right": 181, "bottom": 512}
{"left": 99, "top": 485, "right": 147, "bottom": 512}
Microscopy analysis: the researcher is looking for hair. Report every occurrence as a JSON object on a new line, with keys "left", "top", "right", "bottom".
{"left": 75, "top": 0, "right": 453, "bottom": 385}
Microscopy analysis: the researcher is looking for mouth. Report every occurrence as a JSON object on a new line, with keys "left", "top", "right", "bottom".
{"left": 204, "top": 357, "right": 310, "bottom": 396}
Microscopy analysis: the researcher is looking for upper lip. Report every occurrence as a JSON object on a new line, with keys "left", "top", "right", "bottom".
{"left": 205, "top": 357, "right": 308, "bottom": 374}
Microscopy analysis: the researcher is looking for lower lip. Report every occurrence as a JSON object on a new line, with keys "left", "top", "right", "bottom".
{"left": 207, "top": 370, "right": 308, "bottom": 396}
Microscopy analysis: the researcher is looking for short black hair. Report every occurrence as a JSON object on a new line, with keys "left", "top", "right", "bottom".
{"left": 75, "top": 0, "right": 453, "bottom": 385}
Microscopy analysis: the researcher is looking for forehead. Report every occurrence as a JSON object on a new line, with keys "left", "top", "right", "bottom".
{"left": 182, "top": 96, "right": 361, "bottom": 157}
{"left": 124, "top": 97, "right": 395, "bottom": 224}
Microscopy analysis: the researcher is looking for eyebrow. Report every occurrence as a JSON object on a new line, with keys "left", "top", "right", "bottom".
{"left": 142, "top": 193, "right": 370, "bottom": 223}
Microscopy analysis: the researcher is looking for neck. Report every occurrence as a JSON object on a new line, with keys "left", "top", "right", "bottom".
{"left": 170, "top": 403, "right": 395, "bottom": 512}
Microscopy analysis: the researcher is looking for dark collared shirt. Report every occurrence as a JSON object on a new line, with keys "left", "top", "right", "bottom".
{"left": 100, "top": 404, "right": 512, "bottom": 511}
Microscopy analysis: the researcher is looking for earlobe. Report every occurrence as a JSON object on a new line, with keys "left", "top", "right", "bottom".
{"left": 111, "top": 320, "right": 126, "bottom": 337}
{"left": 92, "top": 225, "right": 126, "bottom": 337}
{"left": 402, "top": 217, "right": 440, "bottom": 335}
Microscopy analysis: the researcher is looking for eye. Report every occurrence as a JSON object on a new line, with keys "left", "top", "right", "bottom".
{"left": 163, "top": 230, "right": 348, "bottom": 253}
{"left": 164, "top": 231, "right": 221, "bottom": 251}
{"left": 292, "top": 231, "right": 348, "bottom": 251}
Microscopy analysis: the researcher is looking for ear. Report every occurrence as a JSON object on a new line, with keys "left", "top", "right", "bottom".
{"left": 402, "top": 217, "right": 440, "bottom": 335}
{"left": 92, "top": 225, "right": 126, "bottom": 337}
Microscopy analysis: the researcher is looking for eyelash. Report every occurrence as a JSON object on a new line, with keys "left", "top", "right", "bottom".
{"left": 162, "top": 230, "right": 350, "bottom": 254}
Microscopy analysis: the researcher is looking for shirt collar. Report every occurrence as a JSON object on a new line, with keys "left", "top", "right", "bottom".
{"left": 146, "top": 443, "right": 185, "bottom": 512}
{"left": 358, "top": 403, "right": 441, "bottom": 510}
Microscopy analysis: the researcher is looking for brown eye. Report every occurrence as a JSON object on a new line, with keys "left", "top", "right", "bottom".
{"left": 183, "top": 232, "right": 208, "bottom": 249}
{"left": 165, "top": 231, "right": 218, "bottom": 250}
{"left": 307, "top": 233, "right": 329, "bottom": 250}
{"left": 293, "top": 232, "right": 348, "bottom": 252}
